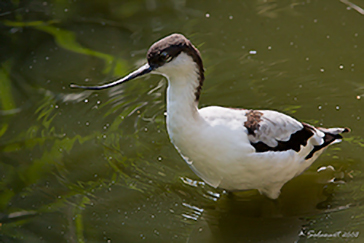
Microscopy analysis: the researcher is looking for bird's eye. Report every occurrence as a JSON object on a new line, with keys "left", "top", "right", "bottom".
{"left": 161, "top": 51, "right": 172, "bottom": 63}
{"left": 161, "top": 51, "right": 168, "bottom": 58}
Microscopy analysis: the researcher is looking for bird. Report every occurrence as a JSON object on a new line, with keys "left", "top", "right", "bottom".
{"left": 70, "top": 33, "right": 350, "bottom": 199}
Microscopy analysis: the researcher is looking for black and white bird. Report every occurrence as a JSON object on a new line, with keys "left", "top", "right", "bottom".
{"left": 71, "top": 33, "right": 350, "bottom": 199}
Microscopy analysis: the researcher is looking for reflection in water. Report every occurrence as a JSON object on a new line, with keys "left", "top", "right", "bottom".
{"left": 184, "top": 165, "right": 357, "bottom": 242}
{"left": 1, "top": 0, "right": 364, "bottom": 242}
{"left": 182, "top": 202, "right": 204, "bottom": 221}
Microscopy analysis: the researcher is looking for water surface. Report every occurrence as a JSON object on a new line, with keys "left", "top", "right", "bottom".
{"left": 1, "top": 0, "right": 364, "bottom": 242}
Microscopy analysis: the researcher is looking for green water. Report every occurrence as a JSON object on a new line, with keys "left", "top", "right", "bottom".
{"left": 1, "top": 0, "right": 364, "bottom": 242}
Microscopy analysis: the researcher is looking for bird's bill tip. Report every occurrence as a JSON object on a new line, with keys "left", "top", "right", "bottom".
{"left": 343, "top": 127, "right": 351, "bottom": 133}
{"left": 69, "top": 83, "right": 83, "bottom": 89}
{"left": 70, "top": 63, "right": 153, "bottom": 90}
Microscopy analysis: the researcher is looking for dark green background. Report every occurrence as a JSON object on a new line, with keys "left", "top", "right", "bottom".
{"left": 1, "top": 0, "right": 363, "bottom": 242}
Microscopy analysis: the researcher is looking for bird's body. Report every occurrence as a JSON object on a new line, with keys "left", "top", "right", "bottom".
{"left": 71, "top": 33, "right": 349, "bottom": 199}
{"left": 168, "top": 105, "right": 339, "bottom": 199}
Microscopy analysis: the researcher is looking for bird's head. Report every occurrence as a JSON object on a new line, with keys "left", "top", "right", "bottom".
{"left": 70, "top": 33, "right": 204, "bottom": 95}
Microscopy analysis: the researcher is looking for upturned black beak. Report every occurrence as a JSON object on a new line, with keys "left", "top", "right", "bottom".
{"left": 70, "top": 63, "right": 154, "bottom": 90}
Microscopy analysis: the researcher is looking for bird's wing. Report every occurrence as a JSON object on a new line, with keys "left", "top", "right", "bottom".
{"left": 243, "top": 109, "right": 321, "bottom": 153}
{"left": 243, "top": 109, "right": 349, "bottom": 157}
{"left": 199, "top": 106, "right": 349, "bottom": 157}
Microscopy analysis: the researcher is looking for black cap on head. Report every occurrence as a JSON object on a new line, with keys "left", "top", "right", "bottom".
{"left": 146, "top": 34, "right": 204, "bottom": 100}
{"left": 147, "top": 34, "right": 203, "bottom": 71}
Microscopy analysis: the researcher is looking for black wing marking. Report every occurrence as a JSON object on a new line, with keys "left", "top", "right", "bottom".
{"left": 250, "top": 122, "right": 315, "bottom": 153}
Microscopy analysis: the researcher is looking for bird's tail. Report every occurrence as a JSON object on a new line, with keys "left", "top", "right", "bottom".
{"left": 318, "top": 127, "right": 350, "bottom": 144}
{"left": 305, "top": 127, "right": 350, "bottom": 159}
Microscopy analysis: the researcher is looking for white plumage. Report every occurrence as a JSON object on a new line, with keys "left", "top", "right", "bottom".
{"left": 71, "top": 34, "right": 349, "bottom": 199}
{"left": 169, "top": 104, "right": 345, "bottom": 199}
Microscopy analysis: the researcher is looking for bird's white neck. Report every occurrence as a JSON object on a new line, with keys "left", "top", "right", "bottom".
{"left": 158, "top": 53, "right": 203, "bottom": 138}
{"left": 166, "top": 74, "right": 199, "bottom": 119}
{"left": 165, "top": 73, "right": 201, "bottom": 144}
